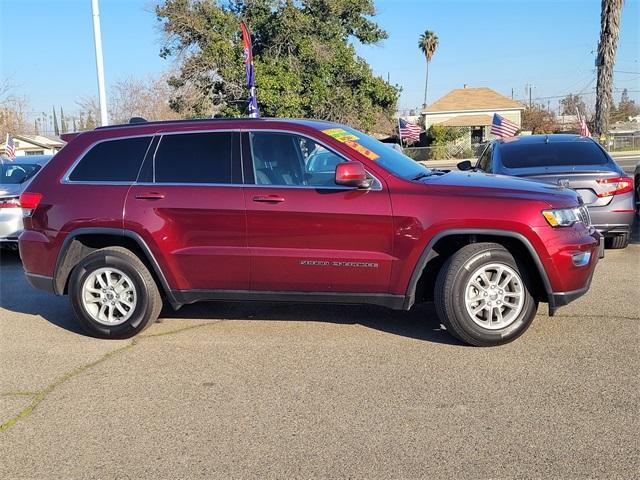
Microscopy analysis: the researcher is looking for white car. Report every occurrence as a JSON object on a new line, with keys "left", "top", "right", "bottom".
{"left": 0, "top": 155, "right": 52, "bottom": 249}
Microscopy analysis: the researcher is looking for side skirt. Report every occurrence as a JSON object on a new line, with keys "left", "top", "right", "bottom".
{"left": 170, "top": 289, "right": 408, "bottom": 310}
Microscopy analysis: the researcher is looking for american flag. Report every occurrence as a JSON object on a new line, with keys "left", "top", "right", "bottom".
{"left": 490, "top": 113, "right": 519, "bottom": 138}
{"left": 578, "top": 113, "right": 591, "bottom": 137}
{"left": 5, "top": 134, "right": 16, "bottom": 160}
{"left": 398, "top": 118, "right": 421, "bottom": 142}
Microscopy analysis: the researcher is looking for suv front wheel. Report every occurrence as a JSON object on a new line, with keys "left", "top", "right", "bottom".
{"left": 435, "top": 242, "right": 538, "bottom": 346}
{"left": 69, "top": 247, "right": 162, "bottom": 339}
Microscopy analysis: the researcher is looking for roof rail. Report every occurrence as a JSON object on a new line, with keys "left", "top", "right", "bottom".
{"left": 94, "top": 117, "right": 264, "bottom": 131}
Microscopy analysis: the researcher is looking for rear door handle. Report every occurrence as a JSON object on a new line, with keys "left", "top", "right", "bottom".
{"left": 135, "top": 192, "right": 165, "bottom": 200}
{"left": 253, "top": 195, "right": 285, "bottom": 203}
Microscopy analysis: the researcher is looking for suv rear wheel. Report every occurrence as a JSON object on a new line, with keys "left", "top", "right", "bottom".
{"left": 435, "top": 242, "right": 538, "bottom": 346}
{"left": 69, "top": 247, "right": 162, "bottom": 339}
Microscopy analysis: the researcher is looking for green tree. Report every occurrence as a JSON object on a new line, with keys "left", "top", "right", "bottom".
{"left": 156, "top": 0, "right": 399, "bottom": 132}
{"left": 594, "top": 0, "right": 624, "bottom": 135}
{"left": 60, "top": 107, "right": 68, "bottom": 133}
{"left": 559, "top": 93, "right": 587, "bottom": 116}
{"left": 52, "top": 106, "right": 59, "bottom": 136}
{"left": 610, "top": 88, "right": 640, "bottom": 122}
{"left": 418, "top": 30, "right": 438, "bottom": 108}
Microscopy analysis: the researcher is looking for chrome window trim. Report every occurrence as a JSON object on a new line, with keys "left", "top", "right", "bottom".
{"left": 243, "top": 128, "right": 383, "bottom": 192}
{"left": 61, "top": 133, "right": 156, "bottom": 185}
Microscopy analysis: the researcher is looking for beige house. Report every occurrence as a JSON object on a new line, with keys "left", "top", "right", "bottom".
{"left": 423, "top": 86, "right": 525, "bottom": 144}
{"left": 0, "top": 134, "right": 64, "bottom": 157}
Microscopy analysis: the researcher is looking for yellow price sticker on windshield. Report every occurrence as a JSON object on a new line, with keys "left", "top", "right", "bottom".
{"left": 322, "top": 128, "right": 359, "bottom": 143}
{"left": 344, "top": 141, "right": 379, "bottom": 161}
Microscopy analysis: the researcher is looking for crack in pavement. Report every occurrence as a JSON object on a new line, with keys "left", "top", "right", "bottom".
{"left": 0, "top": 321, "right": 215, "bottom": 433}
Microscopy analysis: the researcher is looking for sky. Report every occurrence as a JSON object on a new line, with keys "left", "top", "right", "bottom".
{"left": 1, "top": 0, "right": 639, "bottom": 122}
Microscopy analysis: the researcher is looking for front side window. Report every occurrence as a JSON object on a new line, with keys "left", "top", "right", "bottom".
{"left": 154, "top": 132, "right": 233, "bottom": 184}
{"left": 249, "top": 132, "right": 346, "bottom": 187}
{"left": 69, "top": 137, "right": 152, "bottom": 182}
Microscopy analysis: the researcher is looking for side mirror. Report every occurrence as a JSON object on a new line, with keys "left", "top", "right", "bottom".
{"left": 457, "top": 160, "right": 472, "bottom": 171}
{"left": 335, "top": 161, "right": 372, "bottom": 189}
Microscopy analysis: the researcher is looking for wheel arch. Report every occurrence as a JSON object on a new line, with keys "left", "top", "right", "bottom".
{"left": 405, "top": 229, "right": 553, "bottom": 310}
{"left": 53, "top": 228, "right": 180, "bottom": 308}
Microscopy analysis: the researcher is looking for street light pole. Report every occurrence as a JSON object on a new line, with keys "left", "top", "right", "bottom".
{"left": 91, "top": 0, "right": 108, "bottom": 126}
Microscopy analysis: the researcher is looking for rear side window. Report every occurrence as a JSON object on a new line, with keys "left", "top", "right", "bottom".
{"left": 154, "top": 132, "right": 233, "bottom": 184}
{"left": 500, "top": 141, "right": 609, "bottom": 169}
{"left": 69, "top": 137, "right": 151, "bottom": 182}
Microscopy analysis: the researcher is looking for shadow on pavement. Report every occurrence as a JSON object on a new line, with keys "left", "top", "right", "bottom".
{"left": 0, "top": 248, "right": 460, "bottom": 346}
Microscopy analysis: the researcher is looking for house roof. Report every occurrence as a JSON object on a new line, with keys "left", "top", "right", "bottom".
{"left": 0, "top": 134, "right": 65, "bottom": 151}
{"left": 423, "top": 87, "right": 524, "bottom": 114}
{"left": 436, "top": 114, "right": 494, "bottom": 127}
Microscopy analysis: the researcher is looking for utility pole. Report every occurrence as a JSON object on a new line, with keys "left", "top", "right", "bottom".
{"left": 91, "top": 0, "right": 109, "bottom": 126}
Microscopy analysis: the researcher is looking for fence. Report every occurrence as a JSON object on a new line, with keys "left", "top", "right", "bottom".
{"left": 604, "top": 135, "right": 640, "bottom": 152}
{"left": 403, "top": 143, "right": 486, "bottom": 161}
{"left": 404, "top": 135, "right": 640, "bottom": 161}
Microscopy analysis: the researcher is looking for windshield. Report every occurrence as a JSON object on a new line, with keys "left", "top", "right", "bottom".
{"left": 500, "top": 141, "right": 609, "bottom": 169}
{"left": 0, "top": 163, "right": 42, "bottom": 184}
{"left": 321, "top": 126, "right": 430, "bottom": 180}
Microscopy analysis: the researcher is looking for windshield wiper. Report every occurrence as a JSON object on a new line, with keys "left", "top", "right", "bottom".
{"left": 411, "top": 172, "right": 432, "bottom": 181}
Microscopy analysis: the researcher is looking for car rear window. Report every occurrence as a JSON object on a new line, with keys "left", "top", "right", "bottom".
{"left": 154, "top": 132, "right": 233, "bottom": 184}
{"left": 69, "top": 137, "right": 152, "bottom": 182}
{"left": 500, "top": 141, "right": 609, "bottom": 169}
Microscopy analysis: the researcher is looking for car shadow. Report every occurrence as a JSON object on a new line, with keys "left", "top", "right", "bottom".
{"left": 629, "top": 216, "right": 640, "bottom": 244}
{"left": 0, "top": 249, "right": 461, "bottom": 346}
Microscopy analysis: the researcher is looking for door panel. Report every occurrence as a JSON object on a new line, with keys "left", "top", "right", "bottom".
{"left": 243, "top": 131, "right": 394, "bottom": 293}
{"left": 125, "top": 185, "right": 248, "bottom": 290}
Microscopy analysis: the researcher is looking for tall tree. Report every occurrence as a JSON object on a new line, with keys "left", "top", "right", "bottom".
{"left": 559, "top": 93, "right": 587, "bottom": 116}
{"left": 52, "top": 106, "right": 60, "bottom": 136}
{"left": 594, "top": 0, "right": 624, "bottom": 136}
{"left": 156, "top": 0, "right": 399, "bottom": 132}
{"left": 418, "top": 30, "right": 438, "bottom": 108}
{"left": 60, "top": 107, "right": 68, "bottom": 133}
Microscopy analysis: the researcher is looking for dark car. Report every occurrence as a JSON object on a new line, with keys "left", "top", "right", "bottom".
{"left": 19, "top": 118, "right": 599, "bottom": 346}
{"left": 0, "top": 155, "right": 52, "bottom": 248}
{"left": 460, "top": 135, "right": 634, "bottom": 249}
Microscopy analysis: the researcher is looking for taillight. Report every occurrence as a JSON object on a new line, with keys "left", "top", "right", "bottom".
{"left": 596, "top": 176, "right": 633, "bottom": 197}
{"left": 0, "top": 197, "right": 20, "bottom": 208}
{"left": 19, "top": 192, "right": 43, "bottom": 211}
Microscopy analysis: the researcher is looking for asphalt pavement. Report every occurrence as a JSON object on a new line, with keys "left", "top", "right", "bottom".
{"left": 0, "top": 222, "right": 638, "bottom": 479}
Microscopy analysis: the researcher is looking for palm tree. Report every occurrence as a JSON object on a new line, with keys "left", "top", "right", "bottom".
{"left": 594, "top": 0, "right": 624, "bottom": 136}
{"left": 418, "top": 30, "right": 439, "bottom": 109}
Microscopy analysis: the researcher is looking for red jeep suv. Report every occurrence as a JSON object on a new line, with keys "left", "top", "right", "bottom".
{"left": 19, "top": 118, "right": 600, "bottom": 346}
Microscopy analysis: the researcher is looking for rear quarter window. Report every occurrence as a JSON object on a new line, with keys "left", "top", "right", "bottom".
{"left": 68, "top": 137, "right": 152, "bottom": 182}
{"left": 500, "top": 141, "right": 609, "bottom": 169}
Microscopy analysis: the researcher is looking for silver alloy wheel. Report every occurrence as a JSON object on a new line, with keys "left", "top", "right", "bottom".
{"left": 81, "top": 267, "right": 137, "bottom": 326}
{"left": 464, "top": 262, "right": 525, "bottom": 330}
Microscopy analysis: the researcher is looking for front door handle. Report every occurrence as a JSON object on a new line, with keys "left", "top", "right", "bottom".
{"left": 253, "top": 195, "right": 285, "bottom": 204}
{"left": 135, "top": 192, "right": 165, "bottom": 200}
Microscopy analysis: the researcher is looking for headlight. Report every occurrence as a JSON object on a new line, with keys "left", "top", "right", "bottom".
{"left": 542, "top": 208, "right": 581, "bottom": 227}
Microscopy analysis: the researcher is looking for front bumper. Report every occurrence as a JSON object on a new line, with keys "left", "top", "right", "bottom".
{"left": 534, "top": 225, "right": 601, "bottom": 316}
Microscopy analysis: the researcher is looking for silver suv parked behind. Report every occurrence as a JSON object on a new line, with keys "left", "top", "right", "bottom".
{"left": 0, "top": 155, "right": 52, "bottom": 249}
{"left": 460, "top": 135, "right": 635, "bottom": 249}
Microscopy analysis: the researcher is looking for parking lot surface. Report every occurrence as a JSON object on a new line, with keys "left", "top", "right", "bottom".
{"left": 1, "top": 229, "right": 638, "bottom": 479}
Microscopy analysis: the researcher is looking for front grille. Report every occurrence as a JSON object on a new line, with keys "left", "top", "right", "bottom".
{"left": 577, "top": 205, "right": 591, "bottom": 226}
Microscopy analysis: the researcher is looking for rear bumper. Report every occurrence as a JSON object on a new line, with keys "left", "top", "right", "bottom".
{"left": 593, "top": 223, "right": 633, "bottom": 236}
{"left": 0, "top": 208, "right": 23, "bottom": 242}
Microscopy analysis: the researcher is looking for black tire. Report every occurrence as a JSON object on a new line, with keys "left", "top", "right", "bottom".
{"left": 434, "top": 242, "right": 538, "bottom": 347}
{"left": 605, "top": 234, "right": 630, "bottom": 249}
{"left": 69, "top": 247, "right": 162, "bottom": 339}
